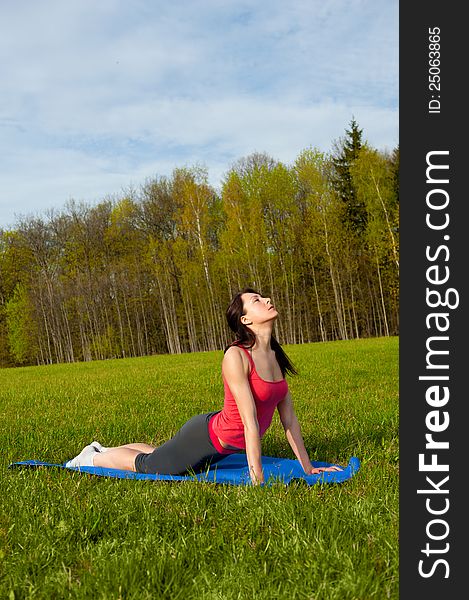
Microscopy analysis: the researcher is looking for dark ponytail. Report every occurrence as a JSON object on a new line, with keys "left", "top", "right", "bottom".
{"left": 225, "top": 287, "right": 298, "bottom": 377}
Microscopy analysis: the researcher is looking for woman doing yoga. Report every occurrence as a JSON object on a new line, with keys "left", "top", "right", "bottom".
{"left": 66, "top": 288, "right": 342, "bottom": 484}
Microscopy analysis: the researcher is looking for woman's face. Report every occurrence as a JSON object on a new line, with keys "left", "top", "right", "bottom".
{"left": 240, "top": 292, "right": 278, "bottom": 326}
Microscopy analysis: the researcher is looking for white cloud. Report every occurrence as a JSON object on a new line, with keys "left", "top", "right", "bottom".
{"left": 0, "top": 0, "right": 398, "bottom": 228}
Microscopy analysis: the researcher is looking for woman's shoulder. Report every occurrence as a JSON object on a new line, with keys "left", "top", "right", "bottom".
{"left": 224, "top": 344, "right": 246, "bottom": 360}
{"left": 223, "top": 344, "right": 251, "bottom": 373}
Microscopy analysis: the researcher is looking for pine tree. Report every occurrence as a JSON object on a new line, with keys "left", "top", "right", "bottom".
{"left": 332, "top": 118, "right": 367, "bottom": 234}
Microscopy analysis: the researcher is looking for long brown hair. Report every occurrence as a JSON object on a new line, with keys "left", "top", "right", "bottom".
{"left": 224, "top": 288, "right": 298, "bottom": 377}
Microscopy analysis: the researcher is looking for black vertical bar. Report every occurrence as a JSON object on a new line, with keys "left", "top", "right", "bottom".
{"left": 400, "top": 2, "right": 466, "bottom": 598}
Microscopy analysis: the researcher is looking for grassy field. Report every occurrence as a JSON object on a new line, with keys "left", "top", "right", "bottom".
{"left": 0, "top": 337, "right": 399, "bottom": 600}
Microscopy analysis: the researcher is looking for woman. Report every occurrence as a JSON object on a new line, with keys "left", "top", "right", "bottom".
{"left": 66, "top": 288, "right": 342, "bottom": 483}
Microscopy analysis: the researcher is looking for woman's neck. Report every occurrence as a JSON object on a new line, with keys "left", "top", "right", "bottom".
{"left": 250, "top": 324, "right": 273, "bottom": 352}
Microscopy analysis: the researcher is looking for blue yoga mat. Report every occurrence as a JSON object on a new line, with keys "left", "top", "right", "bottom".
{"left": 8, "top": 455, "right": 360, "bottom": 486}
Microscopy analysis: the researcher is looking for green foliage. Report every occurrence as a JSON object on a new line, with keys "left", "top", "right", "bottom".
{"left": 350, "top": 145, "right": 399, "bottom": 261}
{"left": 4, "top": 284, "right": 37, "bottom": 364}
{"left": 0, "top": 337, "right": 399, "bottom": 599}
{"left": 0, "top": 122, "right": 399, "bottom": 367}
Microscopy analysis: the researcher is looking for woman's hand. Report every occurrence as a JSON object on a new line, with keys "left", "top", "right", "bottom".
{"left": 307, "top": 464, "right": 343, "bottom": 474}
{"left": 250, "top": 472, "right": 265, "bottom": 485}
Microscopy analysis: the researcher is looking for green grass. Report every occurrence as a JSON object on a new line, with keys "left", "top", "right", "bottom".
{"left": 0, "top": 337, "right": 399, "bottom": 600}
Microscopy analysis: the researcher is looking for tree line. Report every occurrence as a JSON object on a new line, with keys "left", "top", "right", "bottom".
{"left": 0, "top": 120, "right": 399, "bottom": 367}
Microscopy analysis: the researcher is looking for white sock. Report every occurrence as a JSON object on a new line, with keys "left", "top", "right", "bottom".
{"left": 66, "top": 444, "right": 98, "bottom": 468}
{"left": 91, "top": 441, "right": 108, "bottom": 453}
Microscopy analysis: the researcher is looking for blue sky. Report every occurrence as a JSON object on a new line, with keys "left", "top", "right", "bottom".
{"left": 0, "top": 0, "right": 398, "bottom": 229}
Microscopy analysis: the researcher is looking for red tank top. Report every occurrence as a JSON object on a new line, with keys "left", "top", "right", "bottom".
{"left": 210, "top": 345, "right": 289, "bottom": 450}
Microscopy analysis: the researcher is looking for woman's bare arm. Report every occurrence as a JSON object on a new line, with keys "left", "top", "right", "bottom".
{"left": 277, "top": 392, "right": 342, "bottom": 473}
{"left": 222, "top": 347, "right": 264, "bottom": 484}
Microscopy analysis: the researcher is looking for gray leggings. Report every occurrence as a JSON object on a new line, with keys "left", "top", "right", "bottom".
{"left": 134, "top": 412, "right": 230, "bottom": 475}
